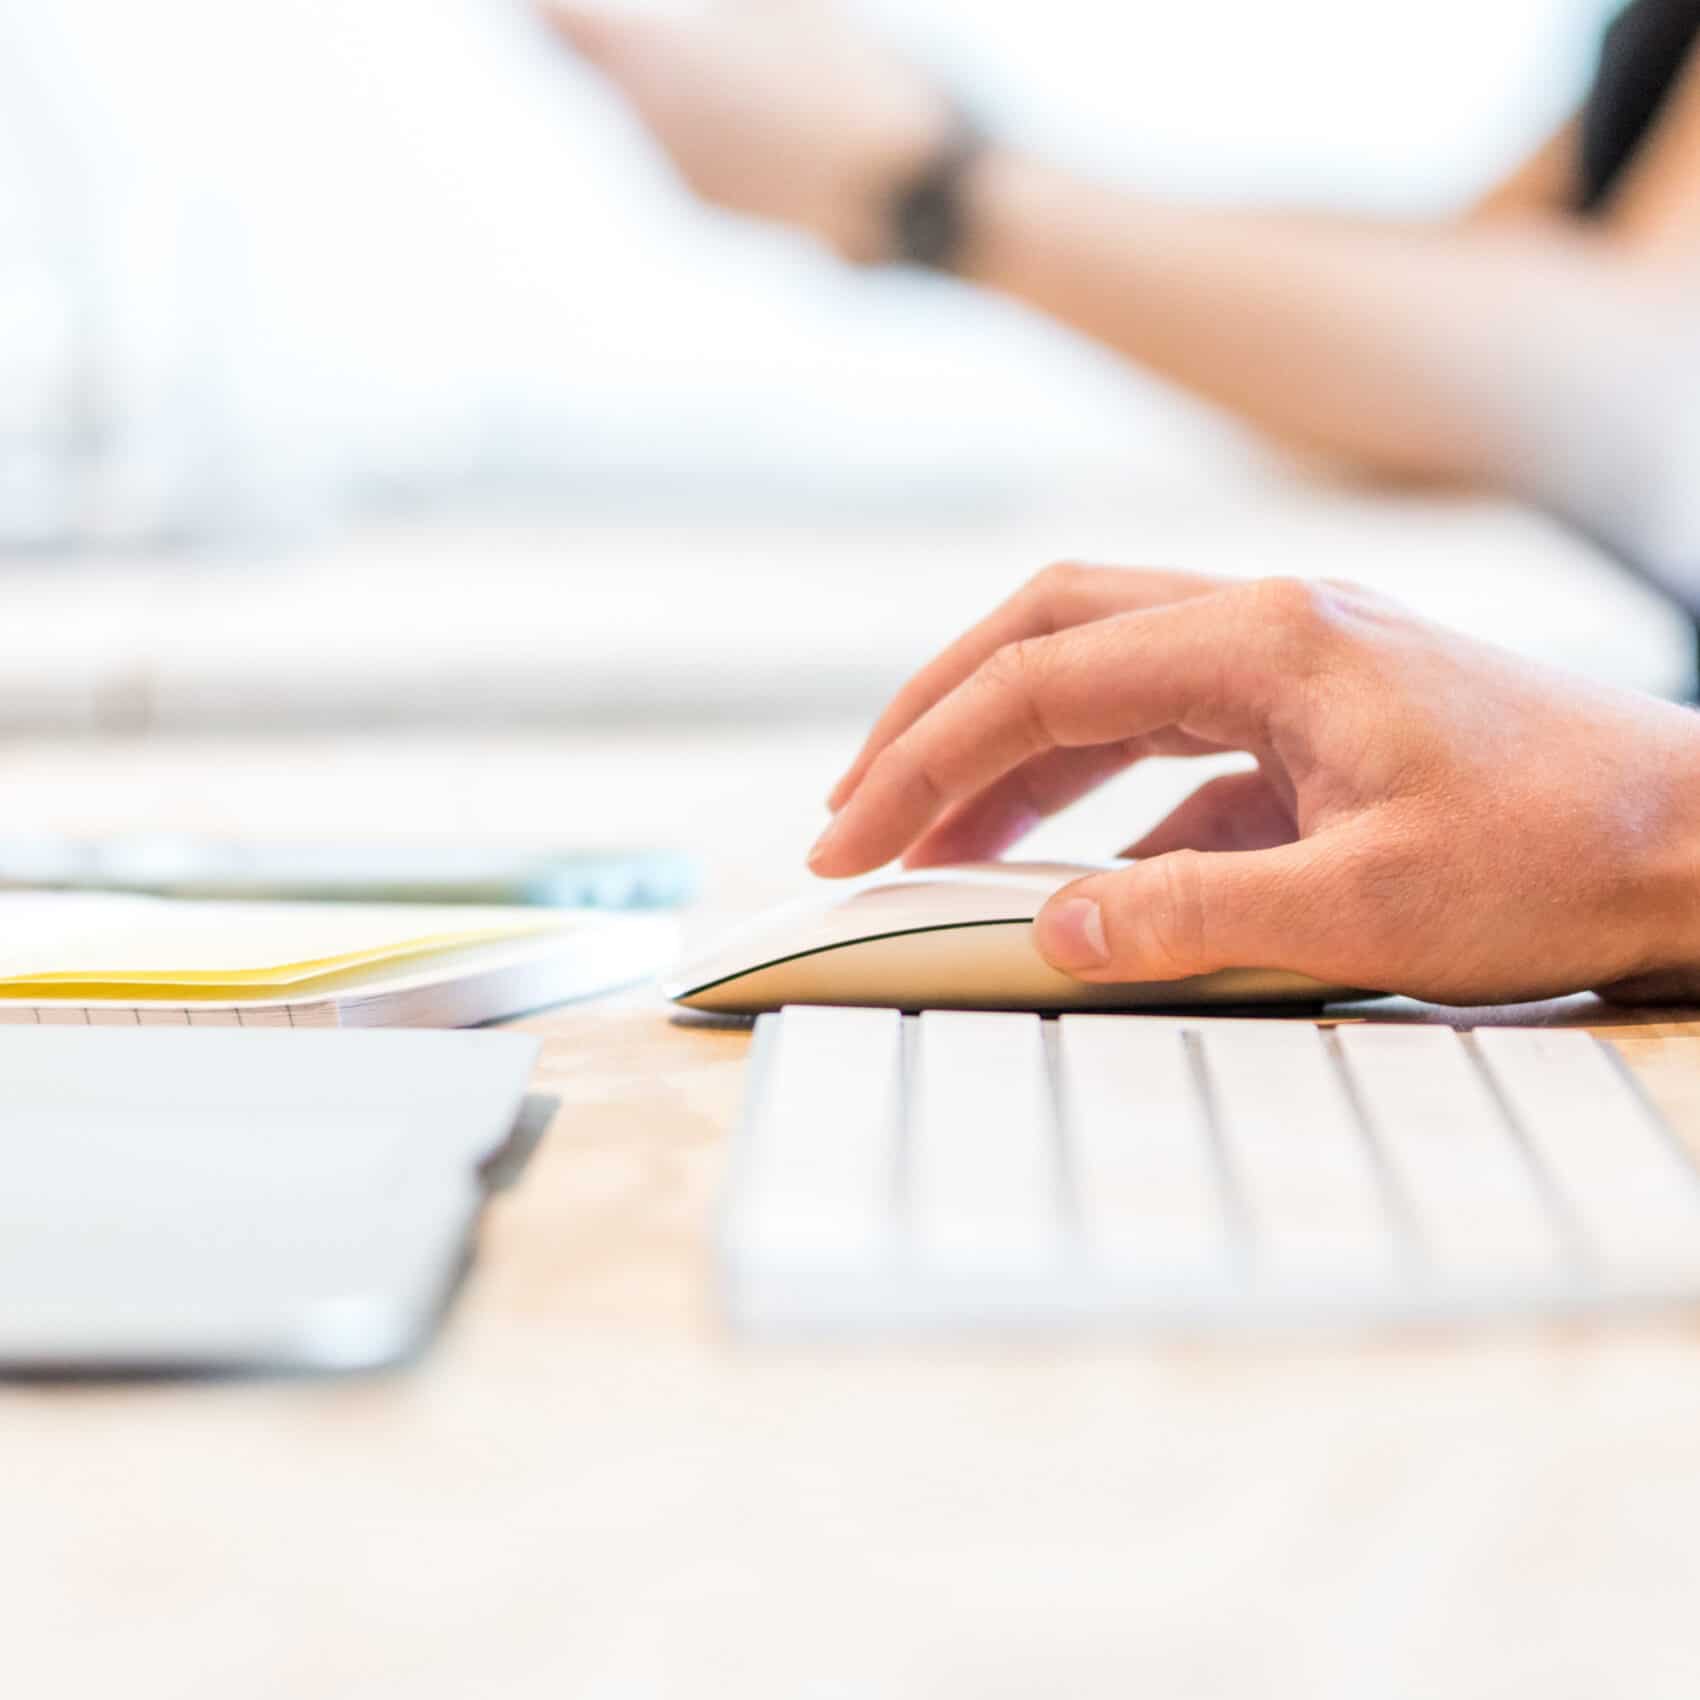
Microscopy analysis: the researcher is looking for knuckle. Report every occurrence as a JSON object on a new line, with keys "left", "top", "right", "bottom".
{"left": 1031, "top": 559, "right": 1088, "bottom": 599}
{"left": 1248, "top": 574, "right": 1330, "bottom": 632}
{"left": 867, "top": 736, "right": 942, "bottom": 810}
{"left": 1024, "top": 559, "right": 1091, "bottom": 626}
{"left": 1114, "top": 851, "right": 1212, "bottom": 980}
{"left": 1241, "top": 575, "right": 1360, "bottom": 670}
{"left": 980, "top": 633, "right": 1043, "bottom": 698}
{"left": 979, "top": 637, "right": 1060, "bottom": 750}
{"left": 982, "top": 634, "right": 1040, "bottom": 686}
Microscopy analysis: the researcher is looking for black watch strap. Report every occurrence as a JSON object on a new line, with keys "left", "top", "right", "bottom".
{"left": 887, "top": 110, "right": 985, "bottom": 273}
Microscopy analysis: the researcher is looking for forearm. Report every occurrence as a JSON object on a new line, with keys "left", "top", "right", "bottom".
{"left": 551, "top": 5, "right": 1689, "bottom": 508}
{"left": 956, "top": 152, "right": 1665, "bottom": 489}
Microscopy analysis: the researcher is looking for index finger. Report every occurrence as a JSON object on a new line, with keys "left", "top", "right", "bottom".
{"left": 809, "top": 582, "right": 1288, "bottom": 877}
{"left": 824, "top": 562, "right": 1219, "bottom": 812}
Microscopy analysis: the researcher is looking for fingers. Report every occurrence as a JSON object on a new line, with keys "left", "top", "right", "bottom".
{"left": 825, "top": 562, "right": 1220, "bottom": 813}
{"left": 900, "top": 729, "right": 1236, "bottom": 869}
{"left": 1119, "top": 769, "right": 1298, "bottom": 858}
{"left": 900, "top": 743, "right": 1144, "bottom": 869}
{"left": 1034, "top": 842, "right": 1359, "bottom": 986}
{"left": 810, "top": 582, "right": 1299, "bottom": 877}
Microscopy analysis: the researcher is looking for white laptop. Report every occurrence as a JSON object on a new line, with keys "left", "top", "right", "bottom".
{"left": 0, "top": 1027, "right": 540, "bottom": 1373}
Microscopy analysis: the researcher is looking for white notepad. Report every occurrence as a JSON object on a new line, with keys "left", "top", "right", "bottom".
{"left": 0, "top": 893, "right": 676, "bottom": 1027}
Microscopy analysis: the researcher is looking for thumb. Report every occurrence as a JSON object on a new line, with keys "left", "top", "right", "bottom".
{"left": 1034, "top": 845, "right": 1345, "bottom": 985}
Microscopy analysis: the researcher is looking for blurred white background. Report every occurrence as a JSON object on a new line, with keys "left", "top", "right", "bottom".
{"left": 0, "top": 0, "right": 1622, "bottom": 549}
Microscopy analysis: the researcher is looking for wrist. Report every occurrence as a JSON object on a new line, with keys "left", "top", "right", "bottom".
{"left": 879, "top": 106, "right": 988, "bottom": 272}
{"left": 818, "top": 93, "right": 956, "bottom": 263}
{"left": 829, "top": 97, "right": 990, "bottom": 269}
{"left": 1597, "top": 723, "right": 1700, "bottom": 1002}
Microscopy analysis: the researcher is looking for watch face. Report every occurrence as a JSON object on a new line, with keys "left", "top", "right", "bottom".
{"left": 891, "top": 117, "right": 983, "bottom": 272}
{"left": 897, "top": 184, "right": 958, "bottom": 268}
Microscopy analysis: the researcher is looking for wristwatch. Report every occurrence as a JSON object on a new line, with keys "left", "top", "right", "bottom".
{"left": 886, "top": 109, "right": 986, "bottom": 273}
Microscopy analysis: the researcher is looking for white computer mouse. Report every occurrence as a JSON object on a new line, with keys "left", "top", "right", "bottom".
{"left": 666, "top": 861, "right": 1374, "bottom": 1014}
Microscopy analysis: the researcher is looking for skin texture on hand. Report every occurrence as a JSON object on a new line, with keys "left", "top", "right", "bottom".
{"left": 543, "top": 1, "right": 949, "bottom": 261}
{"left": 809, "top": 563, "right": 1700, "bottom": 1007}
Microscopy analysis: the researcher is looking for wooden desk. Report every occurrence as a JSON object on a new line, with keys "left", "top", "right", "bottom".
{"left": 7, "top": 726, "right": 1700, "bottom": 1700}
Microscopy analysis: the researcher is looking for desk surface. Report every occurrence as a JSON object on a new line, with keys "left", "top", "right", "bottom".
{"left": 9, "top": 725, "right": 1700, "bottom": 1700}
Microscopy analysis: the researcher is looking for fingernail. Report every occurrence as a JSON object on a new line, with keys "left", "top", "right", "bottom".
{"left": 807, "top": 815, "right": 843, "bottom": 870}
{"left": 1038, "top": 897, "right": 1108, "bottom": 969}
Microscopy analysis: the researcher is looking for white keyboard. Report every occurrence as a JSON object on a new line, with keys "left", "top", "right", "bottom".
{"left": 719, "top": 1008, "right": 1700, "bottom": 1335}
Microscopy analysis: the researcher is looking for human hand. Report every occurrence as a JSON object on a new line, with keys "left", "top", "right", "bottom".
{"left": 808, "top": 563, "right": 1700, "bottom": 1005}
{"left": 543, "top": 1, "right": 950, "bottom": 260}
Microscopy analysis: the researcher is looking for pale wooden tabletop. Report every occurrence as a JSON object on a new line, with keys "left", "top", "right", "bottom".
{"left": 7, "top": 724, "right": 1700, "bottom": 1700}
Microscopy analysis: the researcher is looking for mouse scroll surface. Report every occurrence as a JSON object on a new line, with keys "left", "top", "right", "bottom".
{"left": 666, "top": 862, "right": 1374, "bottom": 1014}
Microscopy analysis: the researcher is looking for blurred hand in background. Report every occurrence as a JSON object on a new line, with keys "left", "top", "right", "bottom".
{"left": 548, "top": 0, "right": 1700, "bottom": 592}
{"left": 547, "top": 2, "right": 952, "bottom": 262}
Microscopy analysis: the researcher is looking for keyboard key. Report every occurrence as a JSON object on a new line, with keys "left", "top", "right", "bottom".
{"left": 1196, "top": 1021, "right": 1398, "bottom": 1290}
{"left": 1057, "top": 1016, "right": 1232, "bottom": 1284}
{"left": 724, "top": 1005, "right": 902, "bottom": 1273}
{"left": 908, "top": 1011, "right": 1067, "bottom": 1277}
{"left": 1472, "top": 1028, "right": 1700, "bottom": 1287}
{"left": 1335, "top": 1025, "right": 1564, "bottom": 1287}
